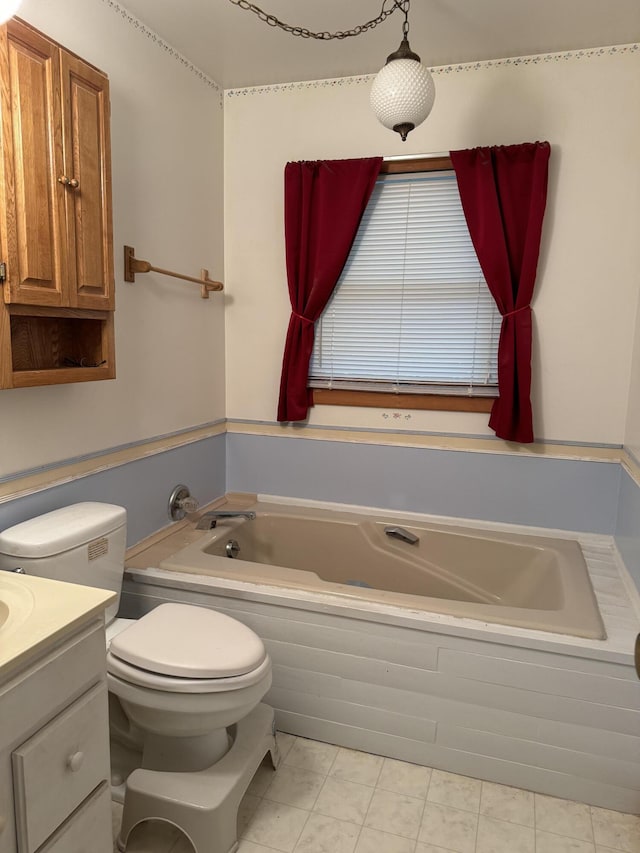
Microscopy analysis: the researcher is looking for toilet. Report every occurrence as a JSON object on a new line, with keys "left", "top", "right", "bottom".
{"left": 0, "top": 502, "right": 278, "bottom": 853}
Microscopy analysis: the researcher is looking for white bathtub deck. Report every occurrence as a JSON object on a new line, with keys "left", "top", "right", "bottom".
{"left": 121, "top": 523, "right": 640, "bottom": 814}
{"left": 581, "top": 538, "right": 640, "bottom": 659}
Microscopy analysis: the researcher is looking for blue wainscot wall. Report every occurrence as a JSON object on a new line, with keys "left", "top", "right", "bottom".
{"left": 1, "top": 425, "right": 639, "bottom": 596}
{"left": 614, "top": 465, "right": 640, "bottom": 591}
{"left": 226, "top": 432, "right": 621, "bottom": 534}
{"left": 0, "top": 432, "right": 226, "bottom": 547}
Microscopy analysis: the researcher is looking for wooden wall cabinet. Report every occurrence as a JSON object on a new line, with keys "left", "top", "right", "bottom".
{"left": 0, "top": 18, "right": 115, "bottom": 388}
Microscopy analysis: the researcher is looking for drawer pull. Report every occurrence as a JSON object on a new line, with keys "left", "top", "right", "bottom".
{"left": 66, "top": 751, "right": 84, "bottom": 772}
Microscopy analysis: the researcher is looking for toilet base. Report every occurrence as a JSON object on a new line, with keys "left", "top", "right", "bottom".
{"left": 116, "top": 703, "right": 279, "bottom": 853}
{"left": 142, "top": 727, "right": 231, "bottom": 772}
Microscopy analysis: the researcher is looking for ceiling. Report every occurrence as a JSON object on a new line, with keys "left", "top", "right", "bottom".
{"left": 120, "top": 0, "right": 640, "bottom": 89}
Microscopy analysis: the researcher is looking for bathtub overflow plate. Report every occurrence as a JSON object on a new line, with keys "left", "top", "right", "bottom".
{"left": 226, "top": 539, "right": 240, "bottom": 558}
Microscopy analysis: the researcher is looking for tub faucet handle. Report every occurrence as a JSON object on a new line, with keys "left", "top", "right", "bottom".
{"left": 177, "top": 495, "right": 199, "bottom": 513}
{"left": 384, "top": 525, "right": 419, "bottom": 545}
{"left": 168, "top": 484, "right": 200, "bottom": 520}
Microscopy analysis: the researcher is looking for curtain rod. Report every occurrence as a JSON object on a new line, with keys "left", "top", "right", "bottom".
{"left": 384, "top": 152, "right": 450, "bottom": 162}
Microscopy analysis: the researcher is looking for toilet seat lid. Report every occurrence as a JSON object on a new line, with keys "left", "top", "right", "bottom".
{"left": 108, "top": 603, "right": 267, "bottom": 678}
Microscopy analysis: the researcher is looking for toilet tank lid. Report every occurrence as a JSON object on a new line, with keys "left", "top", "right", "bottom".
{"left": 0, "top": 503, "right": 127, "bottom": 557}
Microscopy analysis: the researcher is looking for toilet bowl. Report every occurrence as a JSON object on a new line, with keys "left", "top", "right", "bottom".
{"left": 0, "top": 503, "right": 279, "bottom": 853}
{"left": 106, "top": 603, "right": 272, "bottom": 771}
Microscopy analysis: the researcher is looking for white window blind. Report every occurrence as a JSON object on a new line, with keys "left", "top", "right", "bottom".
{"left": 309, "top": 170, "right": 501, "bottom": 396}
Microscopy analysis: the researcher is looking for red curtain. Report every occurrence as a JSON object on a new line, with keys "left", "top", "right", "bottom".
{"left": 451, "top": 142, "right": 550, "bottom": 444}
{"left": 277, "top": 157, "right": 383, "bottom": 422}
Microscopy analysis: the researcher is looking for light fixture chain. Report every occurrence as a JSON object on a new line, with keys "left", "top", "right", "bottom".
{"left": 228, "top": 0, "right": 410, "bottom": 41}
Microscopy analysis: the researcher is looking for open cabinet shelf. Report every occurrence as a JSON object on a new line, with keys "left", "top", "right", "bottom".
{"left": 4, "top": 307, "right": 115, "bottom": 388}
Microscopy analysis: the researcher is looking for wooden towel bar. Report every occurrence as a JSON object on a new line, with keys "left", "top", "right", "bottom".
{"left": 124, "top": 245, "right": 223, "bottom": 299}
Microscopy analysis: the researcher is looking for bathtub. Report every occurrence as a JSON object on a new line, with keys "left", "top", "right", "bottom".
{"left": 123, "top": 499, "right": 640, "bottom": 812}
{"left": 158, "top": 500, "right": 605, "bottom": 640}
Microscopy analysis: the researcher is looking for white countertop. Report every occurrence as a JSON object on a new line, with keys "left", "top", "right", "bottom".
{"left": 0, "top": 573, "right": 115, "bottom": 677}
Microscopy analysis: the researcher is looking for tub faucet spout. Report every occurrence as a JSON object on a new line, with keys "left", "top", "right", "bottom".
{"left": 384, "top": 525, "right": 419, "bottom": 545}
{"left": 196, "top": 510, "right": 256, "bottom": 530}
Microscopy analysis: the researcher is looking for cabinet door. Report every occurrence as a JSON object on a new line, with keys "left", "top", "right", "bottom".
{"left": 0, "top": 20, "right": 68, "bottom": 307}
{"left": 59, "top": 52, "right": 114, "bottom": 310}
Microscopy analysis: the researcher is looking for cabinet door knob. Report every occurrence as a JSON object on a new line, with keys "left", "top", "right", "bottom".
{"left": 57, "top": 176, "right": 79, "bottom": 189}
{"left": 66, "top": 751, "right": 84, "bottom": 772}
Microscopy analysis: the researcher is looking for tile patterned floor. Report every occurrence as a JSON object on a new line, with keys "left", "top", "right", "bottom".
{"left": 112, "top": 733, "right": 640, "bottom": 853}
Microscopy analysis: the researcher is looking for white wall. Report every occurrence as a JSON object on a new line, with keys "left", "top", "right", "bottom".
{"left": 224, "top": 48, "right": 640, "bottom": 446}
{"left": 0, "top": 0, "right": 225, "bottom": 478}
{"left": 624, "top": 289, "right": 640, "bottom": 459}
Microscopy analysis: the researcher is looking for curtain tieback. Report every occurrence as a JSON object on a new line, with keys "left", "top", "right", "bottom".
{"left": 503, "top": 305, "right": 531, "bottom": 319}
{"left": 292, "top": 311, "right": 314, "bottom": 326}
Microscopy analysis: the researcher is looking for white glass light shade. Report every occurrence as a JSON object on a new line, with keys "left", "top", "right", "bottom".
{"left": 370, "top": 58, "right": 435, "bottom": 139}
{"left": 0, "top": 0, "right": 21, "bottom": 24}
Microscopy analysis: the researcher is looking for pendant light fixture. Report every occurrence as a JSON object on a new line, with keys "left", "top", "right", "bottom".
{"left": 0, "top": 0, "right": 21, "bottom": 25}
{"left": 370, "top": 3, "right": 435, "bottom": 141}
{"left": 228, "top": 0, "right": 434, "bottom": 141}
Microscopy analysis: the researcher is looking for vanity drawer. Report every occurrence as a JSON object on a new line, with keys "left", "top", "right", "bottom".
{"left": 37, "top": 783, "right": 112, "bottom": 853}
{"left": 12, "top": 683, "right": 110, "bottom": 853}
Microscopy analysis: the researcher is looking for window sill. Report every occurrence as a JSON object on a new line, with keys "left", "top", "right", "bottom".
{"left": 311, "top": 389, "right": 495, "bottom": 412}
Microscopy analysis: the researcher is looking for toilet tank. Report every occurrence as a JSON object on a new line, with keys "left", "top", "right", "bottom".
{"left": 0, "top": 502, "right": 127, "bottom": 624}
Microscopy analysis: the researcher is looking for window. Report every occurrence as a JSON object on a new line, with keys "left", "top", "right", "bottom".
{"left": 308, "top": 158, "right": 501, "bottom": 412}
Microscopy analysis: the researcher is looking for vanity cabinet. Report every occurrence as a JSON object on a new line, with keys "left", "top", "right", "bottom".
{"left": 0, "top": 620, "right": 113, "bottom": 853}
{"left": 0, "top": 18, "right": 115, "bottom": 388}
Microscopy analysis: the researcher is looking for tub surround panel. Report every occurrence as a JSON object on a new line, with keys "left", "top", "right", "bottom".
{"left": 0, "top": 434, "right": 225, "bottom": 548}
{"left": 120, "top": 570, "right": 640, "bottom": 812}
{"left": 270, "top": 659, "right": 640, "bottom": 738}
{"left": 226, "top": 433, "right": 621, "bottom": 534}
{"left": 437, "top": 723, "right": 640, "bottom": 789}
{"left": 274, "top": 710, "right": 639, "bottom": 815}
{"left": 438, "top": 647, "right": 640, "bottom": 708}
{"left": 269, "top": 633, "right": 439, "bottom": 678}
{"left": 270, "top": 683, "right": 439, "bottom": 745}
